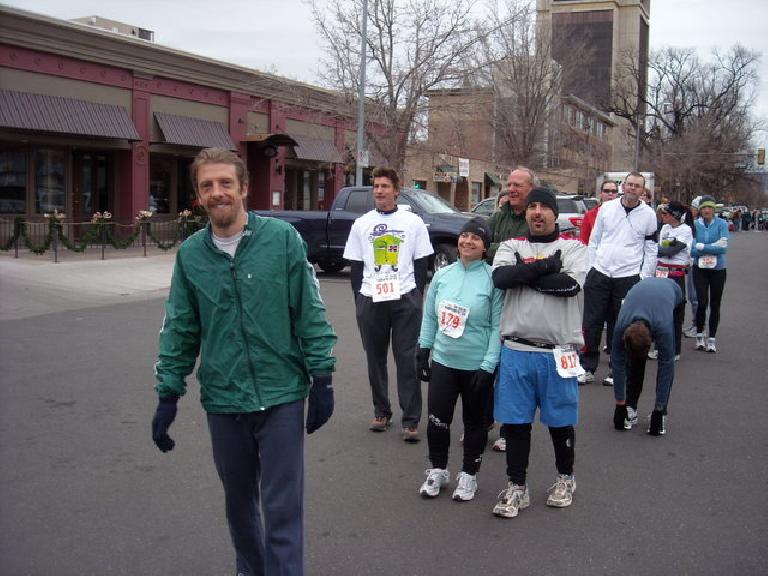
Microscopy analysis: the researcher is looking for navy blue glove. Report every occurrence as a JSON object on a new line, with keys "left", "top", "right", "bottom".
{"left": 152, "top": 395, "right": 179, "bottom": 452}
{"left": 416, "top": 348, "right": 431, "bottom": 382}
{"left": 471, "top": 369, "right": 495, "bottom": 394}
{"left": 306, "top": 374, "right": 334, "bottom": 434}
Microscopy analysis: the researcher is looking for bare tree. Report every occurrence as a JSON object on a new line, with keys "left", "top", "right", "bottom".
{"left": 610, "top": 45, "right": 763, "bottom": 204}
{"left": 311, "top": 0, "right": 485, "bottom": 171}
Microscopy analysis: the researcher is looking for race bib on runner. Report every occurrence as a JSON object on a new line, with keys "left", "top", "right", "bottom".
{"left": 655, "top": 266, "right": 669, "bottom": 278}
{"left": 553, "top": 347, "right": 585, "bottom": 378}
{"left": 372, "top": 271, "right": 401, "bottom": 302}
{"left": 698, "top": 254, "right": 717, "bottom": 269}
{"left": 437, "top": 300, "right": 469, "bottom": 339}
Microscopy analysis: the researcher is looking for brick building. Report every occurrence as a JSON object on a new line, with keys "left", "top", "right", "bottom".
{"left": 0, "top": 6, "right": 370, "bottom": 223}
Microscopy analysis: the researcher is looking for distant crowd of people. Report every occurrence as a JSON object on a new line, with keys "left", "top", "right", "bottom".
{"left": 148, "top": 148, "right": 732, "bottom": 575}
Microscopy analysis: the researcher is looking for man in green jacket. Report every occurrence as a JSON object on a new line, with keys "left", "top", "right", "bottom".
{"left": 151, "top": 148, "right": 337, "bottom": 576}
{"left": 486, "top": 167, "right": 536, "bottom": 263}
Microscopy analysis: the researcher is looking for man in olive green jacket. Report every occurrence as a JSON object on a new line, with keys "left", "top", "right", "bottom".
{"left": 486, "top": 167, "right": 536, "bottom": 263}
{"left": 151, "top": 148, "right": 336, "bottom": 576}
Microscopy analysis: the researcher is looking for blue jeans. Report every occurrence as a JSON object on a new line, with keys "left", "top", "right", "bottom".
{"left": 207, "top": 400, "right": 305, "bottom": 576}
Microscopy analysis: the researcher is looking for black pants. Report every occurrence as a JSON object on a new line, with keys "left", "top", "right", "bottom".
{"left": 581, "top": 269, "right": 640, "bottom": 374}
{"left": 355, "top": 290, "right": 423, "bottom": 427}
{"left": 427, "top": 361, "right": 492, "bottom": 475}
{"left": 670, "top": 275, "right": 687, "bottom": 355}
{"left": 693, "top": 267, "right": 727, "bottom": 338}
{"left": 502, "top": 424, "right": 574, "bottom": 486}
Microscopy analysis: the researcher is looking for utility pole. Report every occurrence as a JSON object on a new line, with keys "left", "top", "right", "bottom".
{"left": 355, "top": 0, "right": 368, "bottom": 187}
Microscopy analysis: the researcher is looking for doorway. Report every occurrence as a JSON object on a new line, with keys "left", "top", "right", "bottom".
{"left": 73, "top": 151, "right": 111, "bottom": 221}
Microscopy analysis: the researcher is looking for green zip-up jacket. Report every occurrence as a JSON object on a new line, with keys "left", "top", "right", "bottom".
{"left": 154, "top": 212, "right": 337, "bottom": 413}
{"left": 486, "top": 203, "right": 529, "bottom": 263}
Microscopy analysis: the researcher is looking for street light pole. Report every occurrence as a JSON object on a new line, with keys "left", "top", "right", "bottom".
{"left": 634, "top": 108, "right": 641, "bottom": 171}
{"left": 355, "top": 0, "right": 368, "bottom": 187}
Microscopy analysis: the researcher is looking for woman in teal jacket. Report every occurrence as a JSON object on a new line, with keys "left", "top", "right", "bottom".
{"left": 690, "top": 196, "right": 729, "bottom": 353}
{"left": 415, "top": 218, "right": 503, "bottom": 503}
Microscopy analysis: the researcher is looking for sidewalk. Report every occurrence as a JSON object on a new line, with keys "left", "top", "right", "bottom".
{"left": 0, "top": 249, "right": 176, "bottom": 321}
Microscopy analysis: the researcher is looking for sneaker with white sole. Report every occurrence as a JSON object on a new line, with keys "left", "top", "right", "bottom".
{"left": 648, "top": 410, "right": 667, "bottom": 436}
{"left": 706, "top": 338, "right": 717, "bottom": 353}
{"left": 626, "top": 406, "right": 638, "bottom": 428}
{"left": 695, "top": 334, "right": 706, "bottom": 351}
{"left": 493, "top": 482, "right": 530, "bottom": 518}
{"left": 452, "top": 472, "right": 478, "bottom": 502}
{"left": 577, "top": 372, "right": 594, "bottom": 385}
{"left": 648, "top": 349, "right": 658, "bottom": 360}
{"left": 602, "top": 375, "right": 614, "bottom": 387}
{"left": 683, "top": 325, "right": 697, "bottom": 338}
{"left": 420, "top": 468, "right": 450, "bottom": 498}
{"left": 546, "top": 474, "right": 576, "bottom": 507}
{"left": 492, "top": 437, "right": 506, "bottom": 452}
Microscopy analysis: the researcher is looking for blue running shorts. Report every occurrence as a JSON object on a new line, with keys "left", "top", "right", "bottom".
{"left": 494, "top": 347, "right": 579, "bottom": 427}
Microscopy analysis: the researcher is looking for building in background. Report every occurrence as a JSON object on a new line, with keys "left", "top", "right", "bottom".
{"left": 0, "top": 6, "right": 374, "bottom": 223}
{"left": 537, "top": 0, "right": 650, "bottom": 172}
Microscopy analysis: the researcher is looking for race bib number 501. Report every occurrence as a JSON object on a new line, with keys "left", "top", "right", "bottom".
{"left": 372, "top": 272, "right": 401, "bottom": 302}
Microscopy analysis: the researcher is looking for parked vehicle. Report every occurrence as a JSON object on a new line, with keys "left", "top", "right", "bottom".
{"left": 556, "top": 195, "right": 588, "bottom": 237}
{"left": 256, "top": 186, "right": 476, "bottom": 272}
{"left": 470, "top": 196, "right": 498, "bottom": 217}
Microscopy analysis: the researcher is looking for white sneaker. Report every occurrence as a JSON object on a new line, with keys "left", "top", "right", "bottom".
{"left": 684, "top": 325, "right": 698, "bottom": 338}
{"left": 602, "top": 375, "right": 614, "bottom": 387}
{"left": 547, "top": 474, "right": 576, "bottom": 507}
{"left": 706, "top": 338, "right": 717, "bottom": 353}
{"left": 674, "top": 354, "right": 681, "bottom": 361}
{"left": 452, "top": 472, "right": 478, "bottom": 502}
{"left": 626, "top": 406, "right": 638, "bottom": 429}
{"left": 493, "top": 482, "right": 530, "bottom": 518}
{"left": 492, "top": 437, "right": 506, "bottom": 452}
{"left": 647, "top": 349, "right": 658, "bottom": 360}
{"left": 577, "top": 372, "right": 594, "bottom": 385}
{"left": 420, "top": 468, "right": 449, "bottom": 498}
{"left": 695, "top": 334, "right": 706, "bottom": 351}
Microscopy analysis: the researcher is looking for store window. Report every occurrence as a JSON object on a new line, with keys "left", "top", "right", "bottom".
{"left": 150, "top": 156, "right": 173, "bottom": 213}
{"left": 34, "top": 149, "right": 66, "bottom": 214}
{"left": 0, "top": 146, "right": 27, "bottom": 214}
{"left": 471, "top": 181, "right": 482, "bottom": 206}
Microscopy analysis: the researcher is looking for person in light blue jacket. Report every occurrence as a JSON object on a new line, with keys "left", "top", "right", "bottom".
{"left": 415, "top": 218, "right": 504, "bottom": 503}
{"left": 690, "top": 196, "right": 729, "bottom": 353}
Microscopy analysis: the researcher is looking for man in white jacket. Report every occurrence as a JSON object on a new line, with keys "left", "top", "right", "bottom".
{"left": 579, "top": 171, "right": 658, "bottom": 385}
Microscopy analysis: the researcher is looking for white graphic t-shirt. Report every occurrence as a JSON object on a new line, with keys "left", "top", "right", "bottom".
{"left": 343, "top": 208, "right": 433, "bottom": 297}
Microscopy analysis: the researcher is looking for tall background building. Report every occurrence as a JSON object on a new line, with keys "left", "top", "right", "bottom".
{"left": 537, "top": 0, "right": 650, "bottom": 171}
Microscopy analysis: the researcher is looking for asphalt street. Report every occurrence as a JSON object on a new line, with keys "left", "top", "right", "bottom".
{"left": 1, "top": 231, "right": 766, "bottom": 576}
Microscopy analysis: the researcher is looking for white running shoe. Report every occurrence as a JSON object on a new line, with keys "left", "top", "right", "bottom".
{"left": 647, "top": 349, "right": 658, "bottom": 360}
{"left": 420, "top": 468, "right": 449, "bottom": 498}
{"left": 706, "top": 338, "right": 717, "bottom": 353}
{"left": 577, "top": 372, "right": 594, "bottom": 385}
{"left": 493, "top": 482, "right": 530, "bottom": 518}
{"left": 603, "top": 375, "right": 614, "bottom": 387}
{"left": 684, "top": 325, "right": 698, "bottom": 338}
{"left": 626, "top": 406, "right": 638, "bottom": 429}
{"left": 492, "top": 437, "right": 506, "bottom": 452}
{"left": 695, "top": 334, "right": 706, "bottom": 351}
{"left": 546, "top": 474, "right": 576, "bottom": 507}
{"left": 452, "top": 472, "right": 478, "bottom": 502}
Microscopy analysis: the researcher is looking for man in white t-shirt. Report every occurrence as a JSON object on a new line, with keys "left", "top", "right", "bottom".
{"left": 343, "top": 167, "right": 434, "bottom": 442}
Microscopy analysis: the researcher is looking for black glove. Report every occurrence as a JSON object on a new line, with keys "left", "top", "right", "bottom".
{"left": 471, "top": 369, "right": 495, "bottom": 394}
{"left": 614, "top": 404, "right": 628, "bottom": 431}
{"left": 306, "top": 374, "right": 334, "bottom": 434}
{"left": 546, "top": 249, "right": 563, "bottom": 274}
{"left": 152, "top": 395, "right": 179, "bottom": 452}
{"left": 416, "top": 348, "right": 431, "bottom": 382}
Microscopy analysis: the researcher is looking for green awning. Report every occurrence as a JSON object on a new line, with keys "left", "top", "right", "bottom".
{"left": 485, "top": 172, "right": 501, "bottom": 187}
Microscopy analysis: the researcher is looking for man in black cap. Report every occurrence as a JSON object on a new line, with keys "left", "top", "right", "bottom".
{"left": 490, "top": 188, "right": 588, "bottom": 518}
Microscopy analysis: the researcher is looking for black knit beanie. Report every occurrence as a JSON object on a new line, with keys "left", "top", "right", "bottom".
{"left": 526, "top": 187, "right": 559, "bottom": 217}
{"left": 459, "top": 217, "right": 491, "bottom": 248}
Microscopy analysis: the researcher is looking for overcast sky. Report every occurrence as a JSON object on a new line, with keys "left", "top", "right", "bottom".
{"left": 3, "top": 0, "right": 768, "bottom": 146}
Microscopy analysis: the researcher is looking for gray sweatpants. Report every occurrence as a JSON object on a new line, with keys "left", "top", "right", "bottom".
{"left": 355, "top": 289, "right": 423, "bottom": 428}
